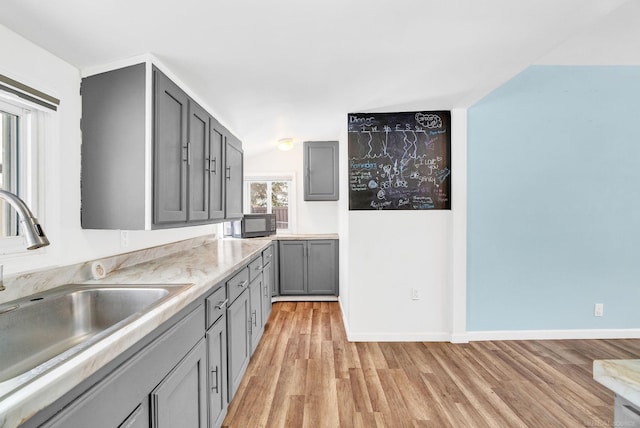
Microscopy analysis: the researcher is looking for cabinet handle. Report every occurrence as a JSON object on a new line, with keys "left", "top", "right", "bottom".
{"left": 214, "top": 298, "right": 228, "bottom": 310}
{"left": 255, "top": 265, "right": 263, "bottom": 271}
{"left": 211, "top": 366, "right": 219, "bottom": 393}
{"left": 186, "top": 142, "right": 192, "bottom": 165}
{"left": 252, "top": 310, "right": 257, "bottom": 326}
{"left": 209, "top": 156, "right": 217, "bottom": 175}
{"left": 237, "top": 280, "right": 248, "bottom": 288}
{"left": 248, "top": 317, "right": 252, "bottom": 334}
{"left": 226, "top": 166, "right": 231, "bottom": 180}
{"left": 182, "top": 143, "right": 189, "bottom": 163}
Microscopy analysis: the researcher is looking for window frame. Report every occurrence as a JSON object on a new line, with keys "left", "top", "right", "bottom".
{"left": 244, "top": 173, "right": 296, "bottom": 235}
{"left": 0, "top": 93, "right": 47, "bottom": 256}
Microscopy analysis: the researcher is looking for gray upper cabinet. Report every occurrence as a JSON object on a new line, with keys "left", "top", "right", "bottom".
{"left": 81, "top": 63, "right": 147, "bottom": 230}
{"left": 303, "top": 141, "right": 339, "bottom": 201}
{"left": 225, "top": 135, "right": 243, "bottom": 220}
{"left": 187, "top": 101, "right": 211, "bottom": 222}
{"left": 154, "top": 69, "right": 189, "bottom": 225}
{"left": 209, "top": 120, "right": 225, "bottom": 220}
{"left": 80, "top": 61, "right": 242, "bottom": 230}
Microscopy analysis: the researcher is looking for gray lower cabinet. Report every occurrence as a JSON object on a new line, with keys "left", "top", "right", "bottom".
{"left": 32, "top": 249, "right": 278, "bottom": 428}
{"left": 226, "top": 288, "right": 251, "bottom": 400}
{"left": 303, "top": 141, "right": 339, "bottom": 201}
{"left": 262, "top": 260, "right": 273, "bottom": 322}
{"left": 279, "top": 240, "right": 306, "bottom": 295}
{"left": 206, "top": 315, "right": 227, "bottom": 428}
{"left": 151, "top": 339, "right": 207, "bottom": 428}
{"left": 271, "top": 243, "right": 280, "bottom": 296}
{"left": 279, "top": 240, "right": 339, "bottom": 296}
{"left": 249, "top": 276, "right": 264, "bottom": 355}
{"left": 615, "top": 394, "right": 640, "bottom": 427}
{"left": 40, "top": 306, "right": 205, "bottom": 428}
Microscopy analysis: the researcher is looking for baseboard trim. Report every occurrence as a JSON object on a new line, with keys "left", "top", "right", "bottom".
{"left": 463, "top": 329, "right": 640, "bottom": 342}
{"left": 272, "top": 295, "right": 339, "bottom": 302}
{"left": 347, "top": 332, "right": 452, "bottom": 342}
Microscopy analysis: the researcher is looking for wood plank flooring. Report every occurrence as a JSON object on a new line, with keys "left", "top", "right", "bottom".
{"left": 222, "top": 302, "right": 640, "bottom": 427}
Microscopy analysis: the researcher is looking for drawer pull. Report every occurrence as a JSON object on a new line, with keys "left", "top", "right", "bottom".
{"left": 255, "top": 265, "right": 263, "bottom": 271}
{"left": 214, "top": 299, "right": 228, "bottom": 310}
{"left": 237, "top": 280, "right": 248, "bottom": 288}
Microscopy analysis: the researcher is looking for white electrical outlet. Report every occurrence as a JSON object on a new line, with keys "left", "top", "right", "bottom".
{"left": 594, "top": 303, "right": 604, "bottom": 317}
{"left": 411, "top": 288, "right": 420, "bottom": 300}
{"left": 120, "top": 230, "right": 129, "bottom": 248}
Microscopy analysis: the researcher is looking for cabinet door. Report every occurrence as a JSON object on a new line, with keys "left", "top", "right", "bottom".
{"left": 262, "top": 261, "right": 273, "bottom": 322}
{"left": 224, "top": 138, "right": 243, "bottom": 220}
{"left": 279, "top": 241, "right": 307, "bottom": 295}
{"left": 272, "top": 243, "right": 280, "bottom": 297}
{"left": 249, "top": 276, "right": 264, "bottom": 355}
{"left": 188, "top": 101, "right": 210, "bottom": 222}
{"left": 227, "top": 289, "right": 250, "bottom": 400}
{"left": 208, "top": 121, "right": 225, "bottom": 220}
{"left": 207, "top": 316, "right": 227, "bottom": 428}
{"left": 151, "top": 339, "right": 207, "bottom": 428}
{"left": 307, "top": 240, "right": 338, "bottom": 295}
{"left": 154, "top": 69, "right": 188, "bottom": 224}
{"left": 304, "top": 141, "right": 339, "bottom": 201}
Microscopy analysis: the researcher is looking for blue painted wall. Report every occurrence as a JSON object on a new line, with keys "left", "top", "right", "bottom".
{"left": 467, "top": 65, "right": 640, "bottom": 331}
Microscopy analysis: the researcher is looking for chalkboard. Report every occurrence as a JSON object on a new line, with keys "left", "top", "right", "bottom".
{"left": 348, "top": 111, "right": 451, "bottom": 210}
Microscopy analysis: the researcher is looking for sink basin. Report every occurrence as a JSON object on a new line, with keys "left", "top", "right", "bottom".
{"left": 0, "top": 283, "right": 189, "bottom": 392}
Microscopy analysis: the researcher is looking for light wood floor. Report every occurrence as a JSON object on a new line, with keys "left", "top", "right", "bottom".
{"left": 222, "top": 302, "right": 640, "bottom": 427}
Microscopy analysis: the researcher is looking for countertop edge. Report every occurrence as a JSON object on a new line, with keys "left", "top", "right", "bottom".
{"left": 593, "top": 359, "right": 640, "bottom": 408}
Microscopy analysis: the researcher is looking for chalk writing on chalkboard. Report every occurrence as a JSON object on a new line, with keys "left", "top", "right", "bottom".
{"left": 348, "top": 111, "right": 451, "bottom": 210}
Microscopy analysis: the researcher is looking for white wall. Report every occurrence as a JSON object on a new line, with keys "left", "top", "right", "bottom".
{"left": 0, "top": 24, "right": 217, "bottom": 277}
{"left": 244, "top": 145, "right": 340, "bottom": 234}
{"left": 336, "top": 108, "right": 464, "bottom": 341}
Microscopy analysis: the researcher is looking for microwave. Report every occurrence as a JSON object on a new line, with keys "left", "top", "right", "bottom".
{"left": 232, "top": 213, "right": 276, "bottom": 238}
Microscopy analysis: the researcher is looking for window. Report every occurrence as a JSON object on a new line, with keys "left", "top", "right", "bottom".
{"left": 0, "top": 107, "right": 20, "bottom": 236}
{"left": 0, "top": 95, "right": 46, "bottom": 254}
{"left": 244, "top": 175, "right": 295, "bottom": 234}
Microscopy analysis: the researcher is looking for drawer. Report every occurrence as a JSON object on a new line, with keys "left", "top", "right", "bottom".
{"left": 262, "top": 245, "right": 274, "bottom": 265}
{"left": 205, "top": 286, "right": 227, "bottom": 328}
{"left": 227, "top": 267, "right": 250, "bottom": 304}
{"left": 248, "top": 256, "right": 264, "bottom": 283}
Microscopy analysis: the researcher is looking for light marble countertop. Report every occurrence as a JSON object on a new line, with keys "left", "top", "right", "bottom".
{"left": 0, "top": 236, "right": 271, "bottom": 428}
{"left": 593, "top": 359, "right": 640, "bottom": 407}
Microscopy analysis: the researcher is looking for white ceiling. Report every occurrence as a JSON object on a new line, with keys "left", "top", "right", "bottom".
{"left": 0, "top": 0, "right": 632, "bottom": 154}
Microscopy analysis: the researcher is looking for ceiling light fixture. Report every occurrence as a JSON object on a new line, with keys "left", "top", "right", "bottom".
{"left": 277, "top": 138, "right": 294, "bottom": 151}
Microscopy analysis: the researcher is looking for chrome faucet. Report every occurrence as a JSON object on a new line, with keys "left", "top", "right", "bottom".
{"left": 0, "top": 189, "right": 49, "bottom": 250}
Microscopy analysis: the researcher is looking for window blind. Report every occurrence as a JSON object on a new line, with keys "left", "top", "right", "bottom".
{"left": 0, "top": 74, "right": 60, "bottom": 111}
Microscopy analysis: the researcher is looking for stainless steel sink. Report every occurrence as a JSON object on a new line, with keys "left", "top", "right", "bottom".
{"left": 0, "top": 283, "right": 189, "bottom": 393}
